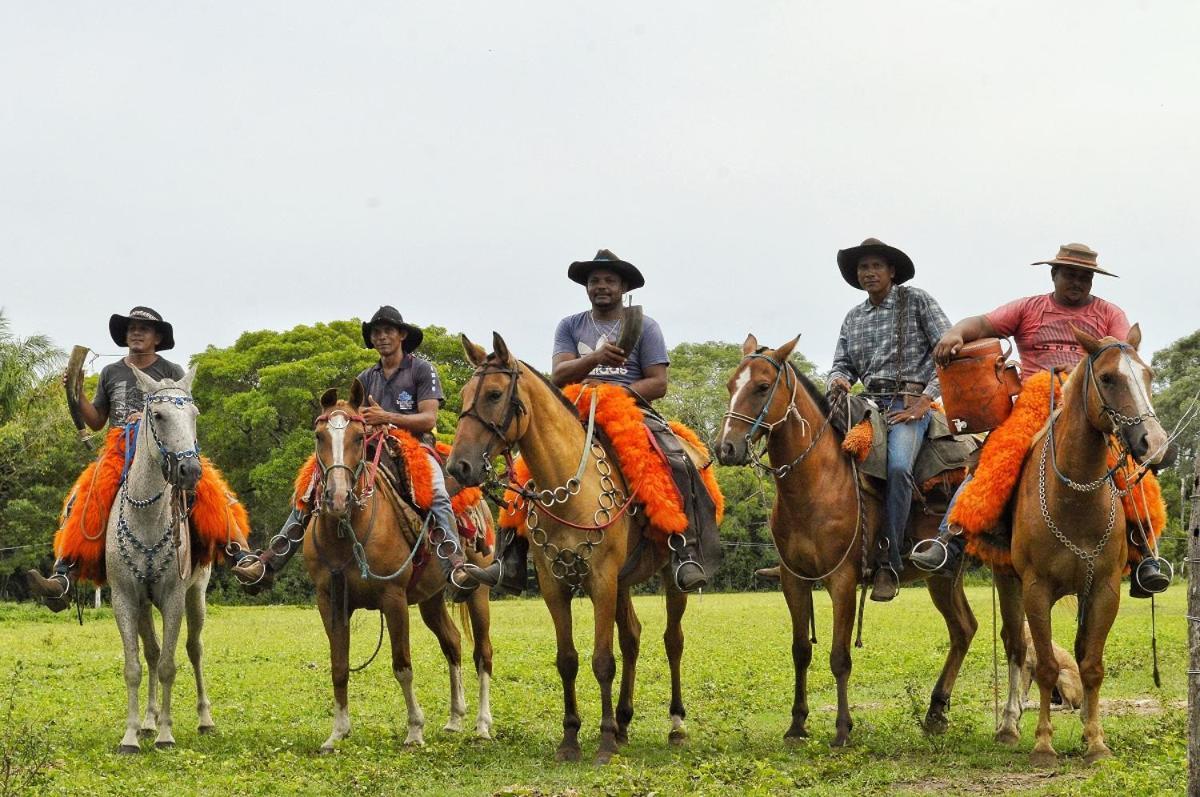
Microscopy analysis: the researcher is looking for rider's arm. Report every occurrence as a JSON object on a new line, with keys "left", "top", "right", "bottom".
{"left": 384, "top": 398, "right": 439, "bottom": 435}
{"left": 78, "top": 393, "right": 106, "bottom": 431}
{"left": 627, "top": 363, "right": 668, "bottom": 402}
{"left": 828, "top": 317, "right": 858, "bottom": 391}
{"left": 933, "top": 315, "right": 998, "bottom": 365}
{"left": 552, "top": 350, "right": 605, "bottom": 387}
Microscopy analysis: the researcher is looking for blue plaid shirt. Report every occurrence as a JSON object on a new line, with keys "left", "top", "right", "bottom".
{"left": 829, "top": 285, "right": 951, "bottom": 399}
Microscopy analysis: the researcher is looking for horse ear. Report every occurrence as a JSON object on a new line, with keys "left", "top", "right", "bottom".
{"left": 1072, "top": 324, "right": 1101, "bottom": 355}
{"left": 461, "top": 334, "right": 487, "bottom": 367}
{"left": 742, "top": 333, "right": 758, "bottom": 355}
{"left": 130, "top": 365, "right": 161, "bottom": 397}
{"left": 320, "top": 388, "right": 338, "bottom": 409}
{"left": 177, "top": 366, "right": 197, "bottom": 393}
{"left": 349, "top": 378, "right": 365, "bottom": 409}
{"left": 492, "top": 332, "right": 514, "bottom": 365}
{"left": 773, "top": 335, "right": 801, "bottom": 364}
{"left": 1126, "top": 323, "right": 1142, "bottom": 351}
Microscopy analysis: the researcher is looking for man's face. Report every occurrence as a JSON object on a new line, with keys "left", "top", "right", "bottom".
{"left": 1052, "top": 265, "right": 1094, "bottom": 306}
{"left": 586, "top": 269, "right": 628, "bottom": 311}
{"left": 126, "top": 320, "right": 162, "bottom": 353}
{"left": 370, "top": 324, "right": 407, "bottom": 356}
{"left": 856, "top": 255, "right": 895, "bottom": 294}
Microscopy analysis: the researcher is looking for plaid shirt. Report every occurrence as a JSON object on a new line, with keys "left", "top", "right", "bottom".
{"left": 829, "top": 284, "right": 951, "bottom": 399}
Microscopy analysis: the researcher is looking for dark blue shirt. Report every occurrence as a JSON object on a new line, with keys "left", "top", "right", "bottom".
{"left": 356, "top": 355, "right": 443, "bottom": 415}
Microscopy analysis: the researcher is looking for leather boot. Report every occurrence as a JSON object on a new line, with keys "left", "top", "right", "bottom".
{"left": 226, "top": 545, "right": 267, "bottom": 590}
{"left": 1129, "top": 550, "right": 1170, "bottom": 598}
{"left": 668, "top": 532, "right": 708, "bottom": 592}
{"left": 755, "top": 565, "right": 781, "bottom": 580}
{"left": 463, "top": 529, "right": 528, "bottom": 596}
{"left": 26, "top": 560, "right": 77, "bottom": 612}
{"left": 909, "top": 532, "right": 965, "bottom": 575}
{"left": 431, "top": 524, "right": 478, "bottom": 603}
{"left": 246, "top": 507, "right": 310, "bottom": 591}
{"left": 869, "top": 565, "right": 898, "bottom": 602}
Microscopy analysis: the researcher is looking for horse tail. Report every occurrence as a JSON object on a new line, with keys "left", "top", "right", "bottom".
{"left": 456, "top": 601, "right": 473, "bottom": 646}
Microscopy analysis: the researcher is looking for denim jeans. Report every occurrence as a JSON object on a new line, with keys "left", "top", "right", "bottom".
{"left": 427, "top": 452, "right": 461, "bottom": 555}
{"left": 881, "top": 397, "right": 931, "bottom": 571}
{"left": 939, "top": 473, "right": 972, "bottom": 534}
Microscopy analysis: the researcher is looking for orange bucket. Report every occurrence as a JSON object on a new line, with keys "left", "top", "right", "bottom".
{"left": 937, "top": 338, "right": 1022, "bottom": 434}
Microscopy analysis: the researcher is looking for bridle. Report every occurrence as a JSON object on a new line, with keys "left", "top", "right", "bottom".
{"left": 143, "top": 389, "right": 202, "bottom": 486}
{"left": 311, "top": 408, "right": 388, "bottom": 512}
{"left": 457, "top": 364, "right": 526, "bottom": 478}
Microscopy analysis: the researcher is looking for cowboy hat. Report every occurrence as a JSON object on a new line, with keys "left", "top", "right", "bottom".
{"left": 109, "top": 306, "right": 175, "bottom": 351}
{"left": 1031, "top": 243, "right": 1118, "bottom": 277}
{"left": 567, "top": 249, "right": 645, "bottom": 290}
{"left": 836, "top": 238, "right": 915, "bottom": 290}
{"left": 361, "top": 306, "right": 423, "bottom": 352}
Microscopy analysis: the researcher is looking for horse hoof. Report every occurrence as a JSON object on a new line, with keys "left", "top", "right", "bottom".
{"left": 318, "top": 745, "right": 335, "bottom": 756}
{"left": 117, "top": 744, "right": 141, "bottom": 755}
{"left": 1030, "top": 749, "right": 1058, "bottom": 768}
{"left": 198, "top": 725, "right": 216, "bottom": 736}
{"left": 830, "top": 734, "right": 851, "bottom": 748}
{"left": 784, "top": 731, "right": 808, "bottom": 745}
{"left": 923, "top": 716, "right": 948, "bottom": 736}
{"left": 442, "top": 721, "right": 463, "bottom": 734}
{"left": 555, "top": 745, "right": 581, "bottom": 763}
{"left": 594, "top": 749, "right": 616, "bottom": 766}
{"left": 668, "top": 729, "right": 687, "bottom": 746}
{"left": 1084, "top": 746, "right": 1113, "bottom": 766}
{"left": 995, "top": 729, "right": 1021, "bottom": 747}
{"left": 154, "top": 741, "right": 175, "bottom": 751}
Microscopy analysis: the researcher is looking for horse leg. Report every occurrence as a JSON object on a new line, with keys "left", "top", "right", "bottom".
{"left": 1077, "top": 577, "right": 1119, "bottom": 764}
{"left": 467, "top": 590, "right": 494, "bottom": 739}
{"left": 186, "top": 571, "right": 215, "bottom": 735}
{"left": 994, "top": 571, "right": 1027, "bottom": 746}
{"left": 417, "top": 598, "right": 466, "bottom": 733}
{"left": 1023, "top": 577, "right": 1059, "bottom": 767}
{"left": 614, "top": 585, "right": 641, "bottom": 746}
{"left": 663, "top": 580, "right": 689, "bottom": 746}
{"left": 828, "top": 571, "right": 857, "bottom": 747}
{"left": 112, "top": 588, "right": 145, "bottom": 753}
{"left": 318, "top": 592, "right": 352, "bottom": 753}
{"left": 590, "top": 577, "right": 620, "bottom": 765}
{"left": 137, "top": 602, "right": 160, "bottom": 738}
{"left": 779, "top": 571, "right": 813, "bottom": 742}
{"left": 922, "top": 571, "right": 978, "bottom": 735}
{"left": 543, "top": 581, "right": 581, "bottom": 762}
{"left": 385, "top": 592, "right": 424, "bottom": 746}
{"left": 153, "top": 588, "right": 186, "bottom": 749}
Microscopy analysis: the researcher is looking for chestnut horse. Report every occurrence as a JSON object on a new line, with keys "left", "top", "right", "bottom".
{"left": 446, "top": 333, "right": 700, "bottom": 765}
{"left": 715, "top": 335, "right": 977, "bottom": 746}
{"left": 303, "top": 380, "right": 494, "bottom": 753}
{"left": 995, "top": 325, "right": 1168, "bottom": 766}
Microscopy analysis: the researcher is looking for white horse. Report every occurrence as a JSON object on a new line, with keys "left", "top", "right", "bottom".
{"left": 106, "top": 366, "right": 214, "bottom": 752}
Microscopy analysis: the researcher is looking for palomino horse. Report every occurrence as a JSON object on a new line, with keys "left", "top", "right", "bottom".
{"left": 446, "top": 334, "right": 701, "bottom": 764}
{"left": 107, "top": 367, "right": 215, "bottom": 752}
{"left": 303, "top": 380, "right": 494, "bottom": 753}
{"left": 995, "top": 325, "right": 1168, "bottom": 766}
{"left": 715, "top": 335, "right": 978, "bottom": 746}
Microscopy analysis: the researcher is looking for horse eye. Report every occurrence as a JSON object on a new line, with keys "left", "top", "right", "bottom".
{"left": 486, "top": 390, "right": 503, "bottom": 401}
{"left": 153, "top": 411, "right": 164, "bottom": 420}
{"left": 756, "top": 383, "right": 771, "bottom": 393}
{"left": 1099, "top": 374, "right": 1115, "bottom": 385}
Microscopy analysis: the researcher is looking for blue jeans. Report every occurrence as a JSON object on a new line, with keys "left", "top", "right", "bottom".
{"left": 881, "top": 397, "right": 930, "bottom": 571}
{"left": 427, "top": 453, "right": 461, "bottom": 556}
{"left": 939, "top": 473, "right": 972, "bottom": 535}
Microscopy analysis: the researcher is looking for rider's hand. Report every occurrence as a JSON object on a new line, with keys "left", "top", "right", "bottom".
{"left": 829, "top": 377, "right": 852, "bottom": 395}
{"left": 591, "top": 341, "right": 627, "bottom": 367}
{"left": 126, "top": 410, "right": 143, "bottom": 424}
{"left": 360, "top": 395, "right": 393, "bottom": 426}
{"left": 933, "top": 333, "right": 965, "bottom": 366}
{"left": 887, "top": 395, "right": 932, "bottom": 425}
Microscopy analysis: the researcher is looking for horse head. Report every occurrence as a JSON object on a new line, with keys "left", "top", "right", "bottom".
{"left": 313, "top": 379, "right": 369, "bottom": 517}
{"left": 716, "top": 333, "right": 801, "bottom": 465}
{"left": 132, "top": 365, "right": 202, "bottom": 491}
{"left": 447, "top": 332, "right": 528, "bottom": 486}
{"left": 1072, "top": 323, "right": 1170, "bottom": 466}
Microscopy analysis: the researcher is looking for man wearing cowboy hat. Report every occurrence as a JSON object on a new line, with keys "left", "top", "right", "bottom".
{"left": 254, "top": 306, "right": 480, "bottom": 601}
{"left": 466, "top": 249, "right": 717, "bottom": 594}
{"left": 828, "top": 238, "right": 953, "bottom": 602}
{"left": 917, "top": 243, "right": 1171, "bottom": 596}
{"left": 26, "top": 307, "right": 264, "bottom": 609}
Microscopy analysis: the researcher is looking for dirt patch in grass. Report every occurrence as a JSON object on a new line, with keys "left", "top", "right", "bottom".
{"left": 896, "top": 770, "right": 1082, "bottom": 795}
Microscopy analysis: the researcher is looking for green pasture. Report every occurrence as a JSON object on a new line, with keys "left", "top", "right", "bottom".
{"left": 0, "top": 587, "right": 1188, "bottom": 796}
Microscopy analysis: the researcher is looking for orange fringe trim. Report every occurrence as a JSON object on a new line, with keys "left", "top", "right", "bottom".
{"left": 842, "top": 419, "right": 874, "bottom": 462}
{"left": 53, "top": 427, "right": 251, "bottom": 584}
{"left": 950, "top": 370, "right": 1165, "bottom": 570}
{"left": 498, "top": 384, "right": 723, "bottom": 539}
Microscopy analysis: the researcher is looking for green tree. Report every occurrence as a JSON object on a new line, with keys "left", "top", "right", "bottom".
{"left": 0, "top": 310, "right": 61, "bottom": 426}
{"left": 1151, "top": 330, "right": 1200, "bottom": 564}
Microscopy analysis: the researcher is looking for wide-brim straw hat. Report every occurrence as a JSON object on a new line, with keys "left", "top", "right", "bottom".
{"left": 361, "top": 306, "right": 423, "bottom": 352}
{"left": 109, "top": 306, "right": 175, "bottom": 351}
{"left": 836, "top": 238, "right": 915, "bottom": 289}
{"left": 1031, "top": 243, "right": 1118, "bottom": 277}
{"left": 567, "top": 249, "right": 645, "bottom": 290}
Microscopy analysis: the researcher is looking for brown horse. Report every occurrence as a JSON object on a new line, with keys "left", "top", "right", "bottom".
{"left": 446, "top": 333, "right": 700, "bottom": 765}
{"left": 994, "top": 325, "right": 1168, "bottom": 766}
{"left": 303, "top": 380, "right": 495, "bottom": 753}
{"left": 715, "top": 335, "right": 978, "bottom": 746}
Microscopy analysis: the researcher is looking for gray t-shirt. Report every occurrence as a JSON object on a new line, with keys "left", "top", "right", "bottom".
{"left": 553, "top": 311, "right": 670, "bottom": 387}
{"left": 356, "top": 355, "right": 444, "bottom": 415}
{"left": 93, "top": 357, "right": 186, "bottom": 427}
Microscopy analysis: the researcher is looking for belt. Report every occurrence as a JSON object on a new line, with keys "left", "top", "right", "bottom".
{"left": 865, "top": 379, "right": 926, "bottom": 395}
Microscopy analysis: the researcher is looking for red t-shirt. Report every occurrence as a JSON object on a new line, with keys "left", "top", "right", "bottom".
{"left": 986, "top": 293, "right": 1131, "bottom": 379}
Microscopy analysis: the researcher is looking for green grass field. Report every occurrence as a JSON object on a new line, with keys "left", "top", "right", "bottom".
{"left": 0, "top": 586, "right": 1188, "bottom": 796}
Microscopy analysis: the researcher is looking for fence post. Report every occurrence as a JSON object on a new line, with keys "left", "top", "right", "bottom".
{"left": 1188, "top": 444, "right": 1200, "bottom": 797}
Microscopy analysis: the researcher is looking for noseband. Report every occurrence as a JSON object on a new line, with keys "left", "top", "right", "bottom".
{"left": 457, "top": 365, "right": 526, "bottom": 470}
{"left": 144, "top": 389, "right": 202, "bottom": 485}
{"left": 312, "top": 409, "right": 387, "bottom": 511}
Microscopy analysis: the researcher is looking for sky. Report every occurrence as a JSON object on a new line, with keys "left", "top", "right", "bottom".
{"left": 3, "top": 2, "right": 1197, "bottom": 380}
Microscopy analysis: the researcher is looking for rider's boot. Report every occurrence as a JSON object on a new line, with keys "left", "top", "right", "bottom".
{"left": 755, "top": 565, "right": 781, "bottom": 580}
{"left": 909, "top": 529, "right": 966, "bottom": 575}
{"left": 869, "top": 564, "right": 899, "bottom": 602}
{"left": 240, "top": 507, "right": 310, "bottom": 592}
{"left": 431, "top": 523, "right": 479, "bottom": 603}
{"left": 668, "top": 531, "right": 708, "bottom": 593}
{"left": 225, "top": 543, "right": 267, "bottom": 590}
{"left": 463, "top": 528, "right": 528, "bottom": 595}
{"left": 26, "top": 559, "right": 78, "bottom": 613}
{"left": 1129, "top": 541, "right": 1170, "bottom": 598}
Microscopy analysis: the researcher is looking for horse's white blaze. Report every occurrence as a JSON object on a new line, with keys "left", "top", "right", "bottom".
{"left": 396, "top": 667, "right": 425, "bottom": 745}
{"left": 1117, "top": 354, "right": 1170, "bottom": 461}
{"left": 475, "top": 670, "right": 493, "bottom": 739}
{"left": 721, "top": 368, "right": 753, "bottom": 441}
{"left": 444, "top": 663, "right": 466, "bottom": 732}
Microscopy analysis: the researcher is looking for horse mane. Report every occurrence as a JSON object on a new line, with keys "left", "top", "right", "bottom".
{"left": 513, "top": 358, "right": 581, "bottom": 416}
{"left": 755, "top": 347, "right": 829, "bottom": 416}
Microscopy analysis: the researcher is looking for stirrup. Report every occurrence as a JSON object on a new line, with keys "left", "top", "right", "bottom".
{"left": 231, "top": 552, "right": 268, "bottom": 587}
{"left": 909, "top": 538, "right": 950, "bottom": 572}
{"left": 1132, "top": 556, "right": 1172, "bottom": 594}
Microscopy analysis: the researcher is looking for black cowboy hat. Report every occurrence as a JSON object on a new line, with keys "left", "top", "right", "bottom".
{"left": 567, "top": 249, "right": 645, "bottom": 290}
{"left": 109, "top": 306, "right": 175, "bottom": 351}
{"left": 836, "top": 238, "right": 915, "bottom": 289}
{"left": 361, "top": 306, "right": 423, "bottom": 352}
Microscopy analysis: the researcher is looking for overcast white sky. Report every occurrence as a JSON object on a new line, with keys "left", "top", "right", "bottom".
{"left": 3, "top": 2, "right": 1197, "bottom": 379}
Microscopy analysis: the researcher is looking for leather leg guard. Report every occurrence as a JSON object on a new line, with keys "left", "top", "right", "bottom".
{"left": 26, "top": 559, "right": 77, "bottom": 612}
